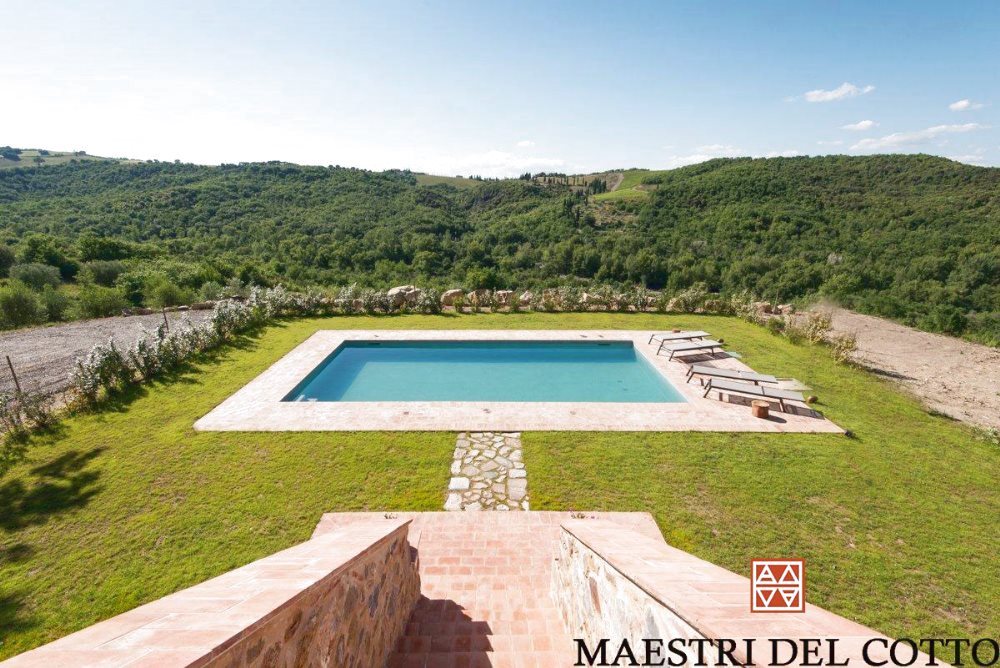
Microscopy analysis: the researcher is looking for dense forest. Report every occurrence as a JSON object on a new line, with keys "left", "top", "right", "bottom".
{"left": 0, "top": 154, "right": 997, "bottom": 344}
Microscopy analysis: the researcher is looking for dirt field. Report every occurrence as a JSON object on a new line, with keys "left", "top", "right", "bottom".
{"left": 819, "top": 306, "right": 1000, "bottom": 430}
{"left": 0, "top": 311, "right": 213, "bottom": 395}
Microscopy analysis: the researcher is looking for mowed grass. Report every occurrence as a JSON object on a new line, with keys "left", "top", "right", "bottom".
{"left": 0, "top": 312, "right": 998, "bottom": 657}
{"left": 594, "top": 168, "right": 670, "bottom": 201}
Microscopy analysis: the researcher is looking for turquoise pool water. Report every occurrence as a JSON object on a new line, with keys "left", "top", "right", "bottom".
{"left": 284, "top": 341, "right": 685, "bottom": 403}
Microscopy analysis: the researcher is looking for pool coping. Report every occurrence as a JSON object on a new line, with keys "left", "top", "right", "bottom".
{"left": 193, "top": 330, "right": 844, "bottom": 433}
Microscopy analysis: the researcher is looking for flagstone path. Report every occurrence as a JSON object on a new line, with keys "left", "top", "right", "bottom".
{"left": 444, "top": 432, "right": 529, "bottom": 511}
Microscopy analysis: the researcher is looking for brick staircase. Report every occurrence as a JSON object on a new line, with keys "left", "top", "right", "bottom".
{"left": 312, "top": 512, "right": 666, "bottom": 668}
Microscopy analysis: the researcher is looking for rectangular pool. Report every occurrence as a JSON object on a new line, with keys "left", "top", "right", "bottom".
{"left": 284, "top": 340, "right": 685, "bottom": 403}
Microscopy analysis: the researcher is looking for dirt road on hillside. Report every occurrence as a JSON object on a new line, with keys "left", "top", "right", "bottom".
{"left": 0, "top": 311, "right": 213, "bottom": 396}
{"left": 818, "top": 306, "right": 1000, "bottom": 430}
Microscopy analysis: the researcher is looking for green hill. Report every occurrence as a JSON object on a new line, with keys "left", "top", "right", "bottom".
{"left": 0, "top": 153, "right": 996, "bottom": 343}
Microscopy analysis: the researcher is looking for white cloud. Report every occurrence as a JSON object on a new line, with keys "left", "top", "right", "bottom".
{"left": 802, "top": 82, "right": 875, "bottom": 103}
{"left": 841, "top": 119, "right": 878, "bottom": 131}
{"left": 515, "top": 139, "right": 535, "bottom": 148}
{"left": 763, "top": 149, "right": 802, "bottom": 158}
{"left": 817, "top": 140, "right": 844, "bottom": 146}
{"left": 851, "top": 123, "right": 987, "bottom": 151}
{"left": 662, "top": 144, "right": 743, "bottom": 168}
{"left": 662, "top": 145, "right": 802, "bottom": 168}
{"left": 420, "top": 149, "right": 566, "bottom": 178}
{"left": 949, "top": 99, "right": 984, "bottom": 111}
{"left": 948, "top": 153, "right": 987, "bottom": 165}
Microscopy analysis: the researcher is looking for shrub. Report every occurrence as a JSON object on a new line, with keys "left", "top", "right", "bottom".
{"left": 80, "top": 260, "right": 125, "bottom": 287}
{"left": 198, "top": 280, "right": 223, "bottom": 301}
{"left": 9, "top": 263, "right": 61, "bottom": 291}
{"left": 146, "top": 279, "right": 194, "bottom": 308}
{"left": 0, "top": 281, "right": 42, "bottom": 328}
{"left": 829, "top": 332, "right": 858, "bottom": 364}
{"left": 671, "top": 283, "right": 708, "bottom": 313}
{"left": 415, "top": 288, "right": 442, "bottom": 314}
{"left": 802, "top": 312, "right": 832, "bottom": 344}
{"left": 40, "top": 285, "right": 69, "bottom": 321}
{"left": 72, "top": 338, "right": 133, "bottom": 401}
{"left": 76, "top": 285, "right": 128, "bottom": 318}
{"left": 0, "top": 246, "right": 15, "bottom": 278}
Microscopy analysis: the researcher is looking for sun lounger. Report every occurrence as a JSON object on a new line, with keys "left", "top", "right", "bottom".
{"left": 686, "top": 364, "right": 777, "bottom": 386}
{"left": 658, "top": 339, "right": 724, "bottom": 360}
{"left": 701, "top": 378, "right": 805, "bottom": 412}
{"left": 647, "top": 330, "right": 710, "bottom": 345}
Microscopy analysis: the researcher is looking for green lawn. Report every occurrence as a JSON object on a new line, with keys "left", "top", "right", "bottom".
{"left": 1, "top": 313, "right": 998, "bottom": 658}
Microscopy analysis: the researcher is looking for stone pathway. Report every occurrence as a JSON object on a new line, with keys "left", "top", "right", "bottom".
{"left": 444, "top": 432, "right": 529, "bottom": 511}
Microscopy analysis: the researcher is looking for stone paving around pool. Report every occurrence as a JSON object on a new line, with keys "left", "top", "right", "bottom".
{"left": 444, "top": 432, "right": 529, "bottom": 511}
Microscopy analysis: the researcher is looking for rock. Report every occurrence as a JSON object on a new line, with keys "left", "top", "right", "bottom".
{"left": 440, "top": 288, "right": 464, "bottom": 306}
{"left": 777, "top": 303, "right": 795, "bottom": 315}
{"left": 467, "top": 289, "right": 491, "bottom": 306}
{"left": 464, "top": 502, "right": 482, "bottom": 511}
{"left": 448, "top": 477, "right": 470, "bottom": 491}
{"left": 387, "top": 285, "right": 416, "bottom": 307}
{"left": 519, "top": 291, "right": 534, "bottom": 306}
{"left": 444, "top": 493, "right": 463, "bottom": 511}
{"left": 461, "top": 465, "right": 478, "bottom": 477}
{"left": 450, "top": 461, "right": 461, "bottom": 475}
{"left": 508, "top": 478, "right": 528, "bottom": 502}
{"left": 494, "top": 290, "right": 513, "bottom": 305}
{"left": 509, "top": 469, "right": 526, "bottom": 478}
{"left": 495, "top": 456, "right": 512, "bottom": 468}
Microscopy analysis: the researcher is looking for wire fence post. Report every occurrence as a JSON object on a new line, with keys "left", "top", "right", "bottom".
{"left": 5, "top": 355, "right": 22, "bottom": 394}
{"left": 162, "top": 308, "right": 170, "bottom": 332}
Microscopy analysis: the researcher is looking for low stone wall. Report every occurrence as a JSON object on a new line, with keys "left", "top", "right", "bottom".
{"left": 3, "top": 518, "right": 419, "bottom": 668}
{"left": 553, "top": 523, "right": 709, "bottom": 665}
{"left": 553, "top": 519, "right": 930, "bottom": 667}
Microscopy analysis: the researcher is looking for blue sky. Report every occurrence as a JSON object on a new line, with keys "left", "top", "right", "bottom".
{"left": 2, "top": 0, "right": 997, "bottom": 176}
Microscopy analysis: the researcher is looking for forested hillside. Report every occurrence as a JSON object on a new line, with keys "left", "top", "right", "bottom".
{"left": 0, "top": 154, "right": 996, "bottom": 343}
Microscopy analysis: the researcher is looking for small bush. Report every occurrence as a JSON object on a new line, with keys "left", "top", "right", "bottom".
{"left": 40, "top": 285, "right": 70, "bottom": 321}
{"left": 802, "top": 312, "right": 832, "bottom": 344}
{"left": 0, "top": 246, "right": 15, "bottom": 278}
{"left": 198, "top": 280, "right": 223, "bottom": 301}
{"left": 80, "top": 260, "right": 125, "bottom": 287}
{"left": 0, "top": 280, "right": 42, "bottom": 328}
{"left": 829, "top": 332, "right": 858, "bottom": 364}
{"left": 146, "top": 280, "right": 194, "bottom": 308}
{"left": 9, "top": 263, "right": 61, "bottom": 291}
{"left": 76, "top": 285, "right": 128, "bottom": 318}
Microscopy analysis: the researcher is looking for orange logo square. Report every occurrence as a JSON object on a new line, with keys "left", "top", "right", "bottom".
{"left": 751, "top": 559, "right": 805, "bottom": 612}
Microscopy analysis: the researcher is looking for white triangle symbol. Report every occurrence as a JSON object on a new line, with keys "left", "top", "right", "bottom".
{"left": 757, "top": 565, "right": 777, "bottom": 584}
{"left": 758, "top": 589, "right": 776, "bottom": 606}
{"left": 778, "top": 565, "right": 800, "bottom": 584}
{"left": 780, "top": 588, "right": 799, "bottom": 606}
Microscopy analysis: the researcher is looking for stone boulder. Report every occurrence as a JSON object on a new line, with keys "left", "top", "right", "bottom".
{"left": 440, "top": 288, "right": 465, "bottom": 306}
{"left": 518, "top": 291, "right": 534, "bottom": 306}
{"left": 494, "top": 290, "right": 513, "bottom": 306}
{"left": 776, "top": 303, "right": 795, "bottom": 315}
{"left": 387, "top": 285, "right": 418, "bottom": 307}
{"left": 467, "top": 289, "right": 491, "bottom": 306}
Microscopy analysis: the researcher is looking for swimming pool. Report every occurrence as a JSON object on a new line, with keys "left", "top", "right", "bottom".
{"left": 284, "top": 340, "right": 685, "bottom": 403}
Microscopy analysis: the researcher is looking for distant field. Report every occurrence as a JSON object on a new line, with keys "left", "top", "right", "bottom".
{"left": 414, "top": 173, "right": 482, "bottom": 188}
{"left": 594, "top": 168, "right": 671, "bottom": 201}
{"left": 0, "top": 149, "right": 121, "bottom": 170}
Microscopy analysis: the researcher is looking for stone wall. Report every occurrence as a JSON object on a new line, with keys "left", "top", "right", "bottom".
{"left": 206, "top": 521, "right": 420, "bottom": 668}
{"left": 4, "top": 518, "right": 419, "bottom": 668}
{"left": 552, "top": 524, "right": 708, "bottom": 666}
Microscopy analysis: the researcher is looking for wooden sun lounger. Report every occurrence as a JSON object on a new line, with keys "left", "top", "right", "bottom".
{"left": 702, "top": 378, "right": 805, "bottom": 412}
{"left": 648, "top": 330, "right": 710, "bottom": 346}
{"left": 685, "top": 364, "right": 777, "bottom": 386}
{"left": 658, "top": 339, "right": 724, "bottom": 361}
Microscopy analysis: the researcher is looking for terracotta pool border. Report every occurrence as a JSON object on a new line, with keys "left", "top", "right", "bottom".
{"left": 193, "top": 330, "right": 844, "bottom": 433}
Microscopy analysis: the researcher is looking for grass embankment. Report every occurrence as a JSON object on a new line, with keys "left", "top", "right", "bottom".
{"left": 593, "top": 168, "right": 670, "bottom": 201}
{"left": 0, "top": 313, "right": 997, "bottom": 657}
